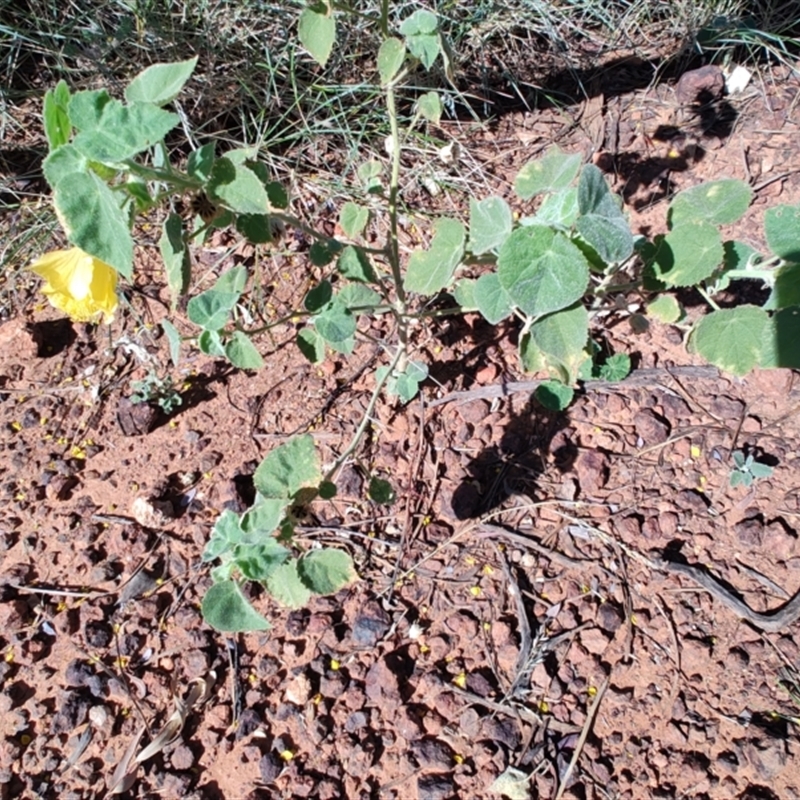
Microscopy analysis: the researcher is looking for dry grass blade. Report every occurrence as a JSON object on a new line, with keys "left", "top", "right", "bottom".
{"left": 108, "top": 724, "right": 146, "bottom": 796}
{"left": 135, "top": 674, "right": 214, "bottom": 765}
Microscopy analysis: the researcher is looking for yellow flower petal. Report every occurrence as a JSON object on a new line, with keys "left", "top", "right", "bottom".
{"left": 30, "top": 247, "right": 119, "bottom": 323}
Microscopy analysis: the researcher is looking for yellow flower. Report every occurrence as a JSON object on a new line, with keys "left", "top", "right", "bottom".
{"left": 30, "top": 248, "right": 118, "bottom": 323}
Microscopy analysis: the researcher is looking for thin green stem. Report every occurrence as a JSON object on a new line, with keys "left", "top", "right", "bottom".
{"left": 324, "top": 344, "right": 405, "bottom": 483}
{"left": 697, "top": 285, "right": 721, "bottom": 311}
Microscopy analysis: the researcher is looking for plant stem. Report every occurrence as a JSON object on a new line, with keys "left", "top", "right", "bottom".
{"left": 324, "top": 344, "right": 405, "bottom": 483}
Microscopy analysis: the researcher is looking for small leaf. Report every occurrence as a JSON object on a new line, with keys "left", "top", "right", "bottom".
{"left": 749, "top": 462, "right": 774, "bottom": 479}
{"left": 514, "top": 147, "right": 581, "bottom": 199}
{"left": 43, "top": 80, "right": 71, "bottom": 150}
{"left": 399, "top": 9, "right": 438, "bottom": 35}
{"left": 453, "top": 278, "right": 478, "bottom": 311}
{"left": 266, "top": 560, "right": 312, "bottom": 608}
{"left": 124, "top": 57, "right": 198, "bottom": 106}
{"left": 378, "top": 37, "right": 406, "bottom": 85}
{"left": 198, "top": 329, "right": 226, "bottom": 356}
{"left": 161, "top": 319, "right": 182, "bottom": 367}
{"left": 225, "top": 331, "right": 264, "bottom": 370}
{"left": 368, "top": 477, "right": 395, "bottom": 504}
{"left": 253, "top": 434, "right": 320, "bottom": 500}
{"left": 187, "top": 143, "right": 215, "bottom": 181}
{"left": 647, "top": 294, "right": 682, "bottom": 324}
{"left": 597, "top": 353, "right": 631, "bottom": 381}
{"left": 469, "top": 196, "right": 512, "bottom": 255}
{"left": 759, "top": 307, "right": 800, "bottom": 369}
{"left": 474, "top": 273, "right": 513, "bottom": 324}
{"left": 201, "top": 580, "right": 271, "bottom": 632}
{"left": 203, "top": 509, "right": 244, "bottom": 562}
{"left": 297, "top": 327, "right": 326, "bottom": 363}
{"left": 241, "top": 496, "right": 287, "bottom": 537}
{"left": 159, "top": 212, "right": 190, "bottom": 302}
{"left": 691, "top": 305, "right": 769, "bottom": 375}
{"left": 532, "top": 187, "right": 579, "bottom": 228}
{"left": 315, "top": 300, "right": 356, "bottom": 344}
{"left": 764, "top": 203, "right": 800, "bottom": 262}
{"left": 298, "top": 8, "right": 336, "bottom": 68}
{"left": 234, "top": 540, "right": 290, "bottom": 582}
{"left": 337, "top": 283, "right": 382, "bottom": 310}
{"left": 208, "top": 157, "right": 269, "bottom": 214}
{"left": 404, "top": 218, "right": 465, "bottom": 294}
{"left": 339, "top": 202, "right": 369, "bottom": 238}
{"left": 529, "top": 304, "right": 589, "bottom": 384}
{"left": 652, "top": 222, "right": 723, "bottom": 287}
{"left": 304, "top": 280, "right": 333, "bottom": 312}
{"left": 535, "top": 381, "right": 574, "bottom": 411}
{"left": 319, "top": 481, "right": 337, "bottom": 500}
{"left": 236, "top": 214, "right": 274, "bottom": 244}
{"left": 337, "top": 246, "right": 378, "bottom": 283}
{"left": 669, "top": 179, "right": 753, "bottom": 228}
{"left": 298, "top": 548, "right": 356, "bottom": 594}
{"left": 417, "top": 91, "right": 442, "bottom": 124}
{"left": 310, "top": 238, "right": 343, "bottom": 266}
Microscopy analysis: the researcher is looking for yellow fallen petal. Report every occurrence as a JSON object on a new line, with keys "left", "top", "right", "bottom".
{"left": 30, "top": 247, "right": 119, "bottom": 323}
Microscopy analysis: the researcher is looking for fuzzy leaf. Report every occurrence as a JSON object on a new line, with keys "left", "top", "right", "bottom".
{"left": 669, "top": 179, "right": 753, "bottom": 228}
{"left": 298, "top": 8, "right": 336, "bottom": 68}
{"left": 201, "top": 580, "right": 270, "bottom": 632}
{"left": 691, "top": 305, "right": 769, "bottom": 375}
{"left": 378, "top": 37, "right": 406, "bottom": 85}
{"left": 266, "top": 560, "right": 312, "bottom": 608}
{"left": 124, "top": 57, "right": 198, "bottom": 106}
{"left": 404, "top": 218, "right": 465, "bottom": 294}
{"left": 253, "top": 435, "right": 320, "bottom": 500}
{"left": 514, "top": 147, "right": 581, "bottom": 199}
{"left": 469, "top": 196, "right": 512, "bottom": 255}
{"left": 298, "top": 548, "right": 356, "bottom": 594}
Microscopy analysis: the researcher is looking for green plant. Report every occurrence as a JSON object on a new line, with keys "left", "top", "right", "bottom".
{"left": 30, "top": 2, "right": 800, "bottom": 631}
{"left": 129, "top": 372, "right": 183, "bottom": 415}
{"left": 729, "top": 449, "right": 774, "bottom": 487}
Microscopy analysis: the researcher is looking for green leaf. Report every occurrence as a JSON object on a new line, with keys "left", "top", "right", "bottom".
{"left": 669, "top": 179, "right": 753, "bottom": 228}
{"left": 597, "top": 353, "right": 631, "bottom": 381}
{"left": 226, "top": 331, "right": 264, "bottom": 370}
{"left": 253, "top": 434, "right": 320, "bottom": 500}
{"left": 766, "top": 263, "right": 800, "bottom": 310}
{"left": 378, "top": 37, "right": 406, "bottom": 85}
{"left": 242, "top": 496, "right": 287, "bottom": 535}
{"left": 405, "top": 34, "right": 439, "bottom": 69}
{"left": 71, "top": 99, "right": 178, "bottom": 163}
{"left": 535, "top": 381, "right": 574, "bottom": 411}
{"left": 197, "top": 329, "right": 225, "bottom": 356}
{"left": 453, "top": 278, "right": 478, "bottom": 311}
{"left": 764, "top": 203, "right": 800, "bottom": 262}
{"left": 298, "top": 548, "right": 356, "bottom": 594}
{"left": 338, "top": 283, "right": 381, "bottom": 310}
{"left": 236, "top": 214, "right": 274, "bottom": 244}
{"left": 647, "top": 294, "right": 683, "bottom": 324}
{"left": 417, "top": 91, "right": 442, "bottom": 124}
{"left": 310, "top": 238, "right": 343, "bottom": 267}
{"left": 298, "top": 8, "right": 336, "bottom": 68}
{"left": 357, "top": 161, "right": 383, "bottom": 193}
{"left": 404, "top": 218, "right": 465, "bottom": 294}
{"left": 53, "top": 171, "right": 133, "bottom": 278}
{"left": 203, "top": 510, "right": 244, "bottom": 561}
{"left": 339, "top": 202, "right": 369, "bottom": 238}
{"left": 368, "top": 477, "right": 395, "bottom": 504}
{"left": 124, "top": 57, "right": 198, "bottom": 105}
{"left": 469, "top": 196, "right": 512, "bottom": 255}
{"left": 43, "top": 144, "right": 87, "bottom": 189}
{"left": 234, "top": 540, "right": 290, "bottom": 582}
{"left": 43, "top": 80, "right": 71, "bottom": 150}
{"left": 337, "top": 246, "right": 378, "bottom": 283}
{"left": 159, "top": 212, "right": 190, "bottom": 302}
{"left": 529, "top": 304, "right": 589, "bottom": 384}
{"left": 519, "top": 332, "right": 545, "bottom": 373}
{"left": 201, "top": 580, "right": 270, "bottom": 632}
{"left": 399, "top": 9, "right": 438, "bottom": 35}
{"left": 188, "top": 142, "right": 215, "bottom": 181}
{"left": 187, "top": 288, "right": 239, "bottom": 330}
{"left": 576, "top": 164, "right": 633, "bottom": 263}
{"left": 208, "top": 157, "right": 269, "bottom": 214}
{"left": 304, "top": 280, "right": 333, "bottom": 312}
{"left": 68, "top": 89, "right": 112, "bottom": 131}
{"left": 319, "top": 480, "right": 337, "bottom": 499}
{"left": 161, "top": 319, "right": 181, "bottom": 367}
{"left": 315, "top": 300, "right": 356, "bottom": 344}
{"left": 297, "top": 327, "right": 326, "bottom": 363}
{"left": 497, "top": 226, "right": 589, "bottom": 317}
{"left": 474, "top": 273, "right": 513, "bottom": 324}
{"left": 759, "top": 307, "right": 800, "bottom": 369}
{"left": 198, "top": 329, "right": 226, "bottom": 356}
{"left": 531, "top": 187, "right": 579, "bottom": 229}
{"left": 652, "top": 222, "right": 723, "bottom": 287}
{"left": 265, "top": 181, "right": 289, "bottom": 209}
{"left": 691, "top": 305, "right": 769, "bottom": 375}
{"left": 749, "top": 461, "right": 774, "bottom": 479}
{"left": 514, "top": 147, "right": 581, "bottom": 200}
{"left": 266, "top": 560, "right": 312, "bottom": 608}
